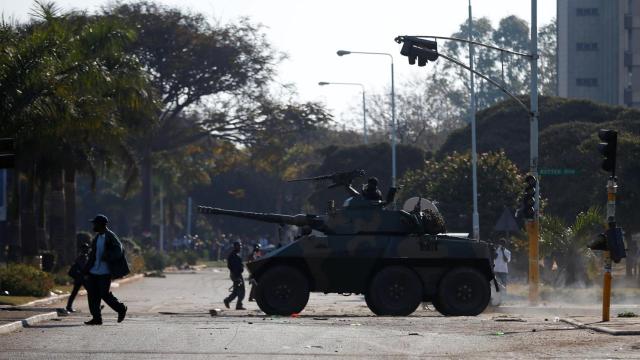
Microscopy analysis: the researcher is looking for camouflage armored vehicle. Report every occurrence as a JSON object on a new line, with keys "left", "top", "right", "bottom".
{"left": 199, "top": 170, "right": 495, "bottom": 316}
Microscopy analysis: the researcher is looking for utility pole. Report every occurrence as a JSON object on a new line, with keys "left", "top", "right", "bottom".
{"left": 527, "top": 0, "right": 540, "bottom": 305}
{"left": 469, "top": 0, "right": 480, "bottom": 241}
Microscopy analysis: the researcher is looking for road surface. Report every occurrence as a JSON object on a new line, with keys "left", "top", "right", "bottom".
{"left": 1, "top": 268, "right": 639, "bottom": 359}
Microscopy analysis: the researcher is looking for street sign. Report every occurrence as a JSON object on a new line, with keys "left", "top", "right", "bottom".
{"left": 539, "top": 168, "right": 577, "bottom": 176}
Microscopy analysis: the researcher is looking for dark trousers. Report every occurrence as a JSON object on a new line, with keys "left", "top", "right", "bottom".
{"left": 66, "top": 279, "right": 83, "bottom": 309}
{"left": 225, "top": 274, "right": 245, "bottom": 306}
{"left": 86, "top": 274, "right": 125, "bottom": 320}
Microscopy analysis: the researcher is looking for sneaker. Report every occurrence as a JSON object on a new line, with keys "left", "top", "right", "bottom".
{"left": 223, "top": 298, "right": 230, "bottom": 309}
{"left": 236, "top": 305, "right": 246, "bottom": 310}
{"left": 84, "top": 318, "right": 102, "bottom": 325}
{"left": 117, "top": 306, "right": 127, "bottom": 323}
{"left": 65, "top": 307, "right": 76, "bottom": 313}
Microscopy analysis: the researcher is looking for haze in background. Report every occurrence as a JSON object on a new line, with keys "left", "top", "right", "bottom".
{"left": 1, "top": 0, "right": 557, "bottom": 128}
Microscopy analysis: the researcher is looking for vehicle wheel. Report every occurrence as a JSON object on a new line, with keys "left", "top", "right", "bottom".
{"left": 365, "top": 291, "right": 386, "bottom": 315}
{"left": 367, "top": 266, "right": 422, "bottom": 316}
{"left": 436, "top": 267, "right": 490, "bottom": 316}
{"left": 254, "top": 265, "right": 309, "bottom": 315}
{"left": 431, "top": 298, "right": 450, "bottom": 316}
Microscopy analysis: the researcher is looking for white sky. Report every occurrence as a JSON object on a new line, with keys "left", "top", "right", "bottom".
{"left": 1, "top": 0, "right": 557, "bottom": 129}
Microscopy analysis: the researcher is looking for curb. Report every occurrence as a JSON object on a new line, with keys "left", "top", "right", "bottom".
{"left": 17, "top": 273, "right": 145, "bottom": 308}
{"left": 0, "top": 311, "right": 58, "bottom": 335}
{"left": 561, "top": 318, "right": 640, "bottom": 336}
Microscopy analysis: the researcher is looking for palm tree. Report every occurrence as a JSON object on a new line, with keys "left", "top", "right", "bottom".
{"left": 540, "top": 207, "right": 604, "bottom": 287}
{"left": 0, "top": 2, "right": 155, "bottom": 265}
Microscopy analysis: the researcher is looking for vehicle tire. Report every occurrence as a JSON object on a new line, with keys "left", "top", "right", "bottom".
{"left": 436, "top": 267, "right": 490, "bottom": 316}
{"left": 254, "top": 265, "right": 310, "bottom": 315}
{"left": 367, "top": 266, "right": 422, "bottom": 316}
{"left": 431, "top": 298, "right": 450, "bottom": 316}
{"left": 365, "top": 291, "right": 386, "bottom": 315}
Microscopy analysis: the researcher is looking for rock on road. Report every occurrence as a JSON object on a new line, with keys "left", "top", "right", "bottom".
{"left": 1, "top": 268, "right": 639, "bottom": 359}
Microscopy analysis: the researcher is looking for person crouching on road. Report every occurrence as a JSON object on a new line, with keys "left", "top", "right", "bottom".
{"left": 66, "top": 237, "right": 90, "bottom": 312}
{"left": 224, "top": 241, "right": 246, "bottom": 310}
{"left": 83, "top": 214, "right": 130, "bottom": 325}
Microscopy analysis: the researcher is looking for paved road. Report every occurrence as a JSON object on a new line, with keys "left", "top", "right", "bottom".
{"left": 1, "top": 268, "right": 639, "bottom": 359}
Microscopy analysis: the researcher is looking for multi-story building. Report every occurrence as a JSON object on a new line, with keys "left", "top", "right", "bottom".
{"left": 558, "top": 0, "right": 640, "bottom": 108}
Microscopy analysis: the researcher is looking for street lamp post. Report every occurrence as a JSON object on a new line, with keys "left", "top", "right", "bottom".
{"left": 318, "top": 81, "right": 368, "bottom": 144}
{"left": 468, "top": 0, "right": 480, "bottom": 241}
{"left": 336, "top": 50, "right": 397, "bottom": 188}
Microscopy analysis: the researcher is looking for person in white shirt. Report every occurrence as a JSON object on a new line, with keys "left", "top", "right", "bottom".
{"left": 493, "top": 238, "right": 512, "bottom": 293}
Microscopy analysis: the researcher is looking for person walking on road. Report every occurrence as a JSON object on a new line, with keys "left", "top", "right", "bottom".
{"left": 65, "top": 237, "right": 90, "bottom": 312}
{"left": 224, "top": 241, "right": 246, "bottom": 310}
{"left": 247, "top": 244, "right": 263, "bottom": 302}
{"left": 493, "top": 238, "right": 512, "bottom": 294}
{"left": 83, "top": 214, "right": 130, "bottom": 325}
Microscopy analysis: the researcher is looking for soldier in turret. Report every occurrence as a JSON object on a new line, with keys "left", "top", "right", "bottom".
{"left": 223, "top": 241, "right": 246, "bottom": 310}
{"left": 362, "top": 177, "right": 383, "bottom": 201}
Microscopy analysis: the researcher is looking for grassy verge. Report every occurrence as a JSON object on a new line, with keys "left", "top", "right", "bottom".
{"left": 0, "top": 296, "right": 39, "bottom": 306}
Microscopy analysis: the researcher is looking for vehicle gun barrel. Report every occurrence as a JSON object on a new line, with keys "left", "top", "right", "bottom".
{"left": 198, "top": 206, "right": 320, "bottom": 227}
{"left": 287, "top": 169, "right": 365, "bottom": 189}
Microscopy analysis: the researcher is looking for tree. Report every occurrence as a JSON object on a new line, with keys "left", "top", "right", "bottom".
{"left": 540, "top": 208, "right": 603, "bottom": 287}
{"left": 0, "top": 2, "right": 153, "bottom": 264}
{"left": 538, "top": 18, "right": 557, "bottom": 96}
{"left": 399, "top": 151, "right": 521, "bottom": 238}
{"left": 103, "top": 1, "right": 279, "bottom": 235}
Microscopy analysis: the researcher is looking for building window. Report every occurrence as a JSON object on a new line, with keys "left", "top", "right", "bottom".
{"left": 576, "top": 78, "right": 599, "bottom": 87}
{"left": 576, "top": 42, "right": 598, "bottom": 51}
{"left": 576, "top": 8, "right": 599, "bottom": 16}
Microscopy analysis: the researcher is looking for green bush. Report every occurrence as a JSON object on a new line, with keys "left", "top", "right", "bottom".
{"left": 0, "top": 264, "right": 54, "bottom": 297}
{"left": 53, "top": 269, "right": 71, "bottom": 286}
{"left": 143, "top": 249, "right": 168, "bottom": 271}
{"left": 184, "top": 251, "right": 198, "bottom": 266}
{"left": 170, "top": 251, "right": 186, "bottom": 268}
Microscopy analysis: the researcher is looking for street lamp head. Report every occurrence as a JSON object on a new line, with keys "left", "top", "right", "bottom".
{"left": 318, "top": 82, "right": 329, "bottom": 86}
{"left": 336, "top": 50, "right": 351, "bottom": 56}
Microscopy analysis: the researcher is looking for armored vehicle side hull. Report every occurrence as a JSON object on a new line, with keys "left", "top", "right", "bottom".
{"left": 247, "top": 234, "right": 494, "bottom": 316}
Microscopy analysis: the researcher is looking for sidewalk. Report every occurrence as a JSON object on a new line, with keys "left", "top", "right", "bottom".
{"left": 0, "top": 273, "right": 144, "bottom": 335}
{"left": 562, "top": 315, "right": 640, "bottom": 335}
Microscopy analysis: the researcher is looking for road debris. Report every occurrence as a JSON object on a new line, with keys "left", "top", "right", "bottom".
{"left": 617, "top": 312, "right": 637, "bottom": 318}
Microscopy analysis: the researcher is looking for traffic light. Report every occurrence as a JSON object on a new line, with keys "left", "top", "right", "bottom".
{"left": 597, "top": 129, "right": 617, "bottom": 175}
{"left": 0, "top": 138, "right": 15, "bottom": 169}
{"left": 587, "top": 228, "right": 626, "bottom": 263}
{"left": 520, "top": 174, "right": 537, "bottom": 220}
{"left": 399, "top": 36, "right": 439, "bottom": 67}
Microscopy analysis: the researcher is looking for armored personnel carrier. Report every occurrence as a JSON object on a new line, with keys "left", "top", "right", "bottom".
{"left": 199, "top": 170, "right": 495, "bottom": 316}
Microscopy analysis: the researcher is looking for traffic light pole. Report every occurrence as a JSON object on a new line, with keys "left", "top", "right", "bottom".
{"left": 396, "top": 1, "right": 540, "bottom": 303}
{"left": 602, "top": 177, "right": 617, "bottom": 321}
{"left": 528, "top": 0, "right": 540, "bottom": 305}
